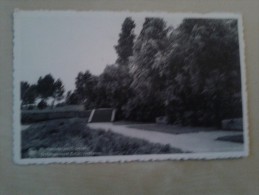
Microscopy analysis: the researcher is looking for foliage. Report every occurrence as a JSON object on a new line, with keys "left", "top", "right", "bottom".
{"left": 95, "top": 65, "right": 132, "bottom": 118}
{"left": 21, "top": 81, "right": 30, "bottom": 101}
{"left": 114, "top": 17, "right": 136, "bottom": 66}
{"left": 20, "top": 82, "right": 38, "bottom": 105}
{"left": 74, "top": 70, "right": 98, "bottom": 107}
{"left": 51, "top": 79, "right": 65, "bottom": 106}
{"left": 124, "top": 18, "right": 169, "bottom": 121}
{"left": 37, "top": 100, "right": 48, "bottom": 110}
{"left": 21, "top": 118, "right": 183, "bottom": 158}
{"left": 72, "top": 17, "right": 242, "bottom": 126}
{"left": 37, "top": 74, "right": 56, "bottom": 100}
{"left": 21, "top": 74, "right": 65, "bottom": 109}
{"left": 65, "top": 90, "right": 81, "bottom": 105}
{"left": 163, "top": 19, "right": 242, "bottom": 126}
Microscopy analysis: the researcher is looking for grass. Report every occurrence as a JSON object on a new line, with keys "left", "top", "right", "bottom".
{"left": 22, "top": 118, "right": 184, "bottom": 158}
{"left": 21, "top": 110, "right": 91, "bottom": 124}
{"left": 120, "top": 123, "right": 217, "bottom": 135}
{"left": 22, "top": 105, "right": 86, "bottom": 113}
{"left": 216, "top": 134, "right": 244, "bottom": 143}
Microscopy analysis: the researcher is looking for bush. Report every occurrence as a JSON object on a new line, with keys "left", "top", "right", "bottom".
{"left": 37, "top": 100, "right": 47, "bottom": 110}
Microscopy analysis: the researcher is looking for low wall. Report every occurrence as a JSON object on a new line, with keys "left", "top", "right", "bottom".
{"left": 21, "top": 110, "right": 91, "bottom": 124}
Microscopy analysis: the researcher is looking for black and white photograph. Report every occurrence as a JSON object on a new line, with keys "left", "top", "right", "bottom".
{"left": 13, "top": 11, "right": 248, "bottom": 164}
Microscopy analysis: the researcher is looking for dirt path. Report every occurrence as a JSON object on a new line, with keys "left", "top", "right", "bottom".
{"left": 87, "top": 123, "right": 243, "bottom": 153}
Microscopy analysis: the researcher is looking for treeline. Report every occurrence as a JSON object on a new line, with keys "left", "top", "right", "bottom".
{"left": 22, "top": 17, "right": 243, "bottom": 127}
{"left": 21, "top": 74, "right": 64, "bottom": 109}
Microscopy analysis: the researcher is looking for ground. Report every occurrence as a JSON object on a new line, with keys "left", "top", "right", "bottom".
{"left": 88, "top": 122, "right": 244, "bottom": 153}
{"left": 21, "top": 118, "right": 184, "bottom": 158}
{"left": 21, "top": 118, "right": 244, "bottom": 158}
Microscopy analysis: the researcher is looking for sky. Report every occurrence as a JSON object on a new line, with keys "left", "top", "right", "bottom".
{"left": 15, "top": 11, "right": 184, "bottom": 92}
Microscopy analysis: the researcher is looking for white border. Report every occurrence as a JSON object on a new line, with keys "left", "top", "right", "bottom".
{"left": 13, "top": 11, "right": 249, "bottom": 164}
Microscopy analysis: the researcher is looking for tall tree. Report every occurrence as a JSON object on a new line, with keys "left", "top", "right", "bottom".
{"left": 163, "top": 19, "right": 242, "bottom": 126}
{"left": 114, "top": 17, "right": 136, "bottom": 66}
{"left": 125, "top": 17, "right": 169, "bottom": 121}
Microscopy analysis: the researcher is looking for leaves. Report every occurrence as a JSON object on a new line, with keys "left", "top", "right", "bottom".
{"left": 37, "top": 74, "right": 55, "bottom": 100}
{"left": 21, "top": 74, "right": 65, "bottom": 108}
{"left": 20, "top": 82, "right": 38, "bottom": 105}
{"left": 74, "top": 70, "right": 97, "bottom": 104}
{"left": 114, "top": 17, "right": 136, "bottom": 66}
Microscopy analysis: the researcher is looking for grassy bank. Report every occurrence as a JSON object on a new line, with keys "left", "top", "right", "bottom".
{"left": 22, "top": 118, "right": 184, "bottom": 158}
{"left": 123, "top": 123, "right": 217, "bottom": 135}
{"left": 21, "top": 110, "right": 91, "bottom": 124}
{"left": 216, "top": 134, "right": 244, "bottom": 143}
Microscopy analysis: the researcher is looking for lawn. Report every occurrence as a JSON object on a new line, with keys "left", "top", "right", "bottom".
{"left": 21, "top": 109, "right": 91, "bottom": 124}
{"left": 216, "top": 134, "right": 244, "bottom": 143}
{"left": 122, "top": 123, "right": 217, "bottom": 135}
{"left": 22, "top": 118, "right": 184, "bottom": 158}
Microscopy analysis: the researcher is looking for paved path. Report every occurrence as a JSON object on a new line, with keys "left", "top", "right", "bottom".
{"left": 87, "top": 123, "right": 243, "bottom": 153}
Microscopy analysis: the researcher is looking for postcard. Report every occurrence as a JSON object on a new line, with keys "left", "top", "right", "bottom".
{"left": 13, "top": 11, "right": 248, "bottom": 164}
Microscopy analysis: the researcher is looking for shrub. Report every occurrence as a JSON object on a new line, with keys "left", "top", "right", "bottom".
{"left": 37, "top": 100, "right": 48, "bottom": 110}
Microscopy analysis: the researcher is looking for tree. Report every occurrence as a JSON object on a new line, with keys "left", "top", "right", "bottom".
{"left": 37, "top": 74, "right": 55, "bottom": 101}
{"left": 114, "top": 17, "right": 136, "bottom": 66}
{"left": 125, "top": 17, "right": 170, "bottom": 121}
{"left": 75, "top": 71, "right": 98, "bottom": 106}
{"left": 96, "top": 64, "right": 132, "bottom": 119}
{"left": 36, "top": 74, "right": 66, "bottom": 108}
{"left": 65, "top": 91, "right": 80, "bottom": 105}
{"left": 163, "top": 18, "right": 242, "bottom": 126}
{"left": 21, "top": 81, "right": 30, "bottom": 104}
{"left": 51, "top": 79, "right": 65, "bottom": 107}
{"left": 20, "top": 82, "right": 38, "bottom": 106}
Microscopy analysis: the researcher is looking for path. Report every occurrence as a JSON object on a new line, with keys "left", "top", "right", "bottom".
{"left": 87, "top": 123, "right": 243, "bottom": 153}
